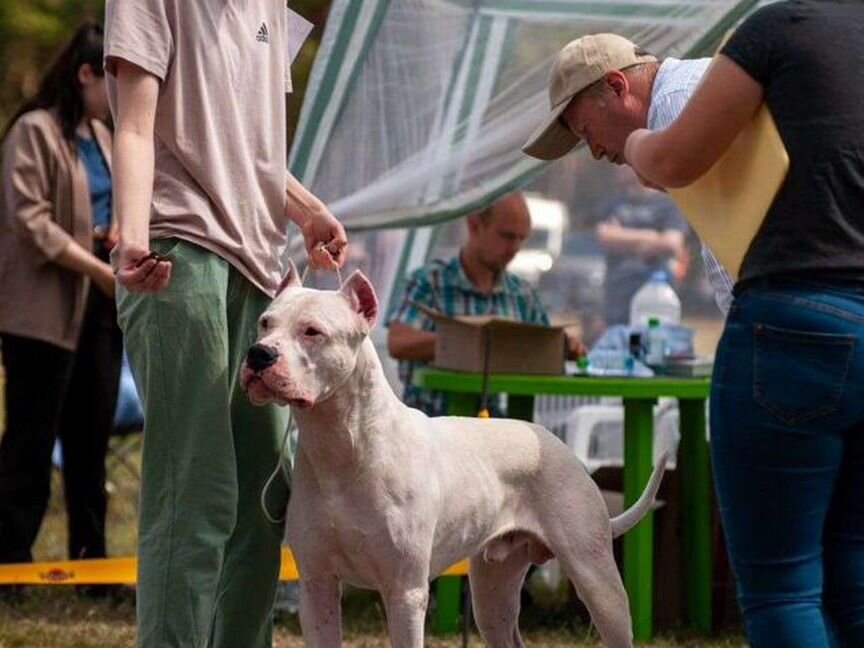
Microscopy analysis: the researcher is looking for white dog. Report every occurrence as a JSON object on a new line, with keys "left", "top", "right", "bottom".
{"left": 241, "top": 265, "right": 666, "bottom": 648}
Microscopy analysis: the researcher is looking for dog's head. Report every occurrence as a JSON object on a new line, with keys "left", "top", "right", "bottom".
{"left": 240, "top": 261, "right": 378, "bottom": 409}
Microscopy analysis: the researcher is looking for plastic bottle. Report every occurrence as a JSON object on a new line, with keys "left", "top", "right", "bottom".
{"left": 645, "top": 317, "right": 666, "bottom": 366}
{"left": 629, "top": 270, "right": 682, "bottom": 328}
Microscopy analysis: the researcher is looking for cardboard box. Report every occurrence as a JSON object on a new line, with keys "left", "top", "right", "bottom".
{"left": 425, "top": 310, "right": 566, "bottom": 375}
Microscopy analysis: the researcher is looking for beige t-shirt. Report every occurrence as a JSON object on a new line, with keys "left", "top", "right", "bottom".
{"left": 105, "top": 0, "right": 294, "bottom": 295}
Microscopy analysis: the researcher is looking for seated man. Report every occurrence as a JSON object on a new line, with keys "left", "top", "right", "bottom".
{"left": 386, "top": 192, "right": 583, "bottom": 416}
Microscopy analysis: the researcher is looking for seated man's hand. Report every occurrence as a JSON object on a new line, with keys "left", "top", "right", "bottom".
{"left": 564, "top": 328, "right": 587, "bottom": 359}
{"left": 387, "top": 321, "right": 437, "bottom": 362}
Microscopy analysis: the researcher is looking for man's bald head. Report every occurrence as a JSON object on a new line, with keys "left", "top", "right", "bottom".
{"left": 465, "top": 193, "right": 532, "bottom": 275}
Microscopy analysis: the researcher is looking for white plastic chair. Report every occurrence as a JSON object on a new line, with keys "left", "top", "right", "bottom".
{"left": 565, "top": 398, "right": 679, "bottom": 473}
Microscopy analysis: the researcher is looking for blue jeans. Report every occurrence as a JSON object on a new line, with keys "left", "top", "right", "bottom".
{"left": 712, "top": 279, "right": 864, "bottom": 648}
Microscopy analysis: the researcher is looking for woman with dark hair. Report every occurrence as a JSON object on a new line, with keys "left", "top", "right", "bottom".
{"left": 0, "top": 21, "right": 122, "bottom": 580}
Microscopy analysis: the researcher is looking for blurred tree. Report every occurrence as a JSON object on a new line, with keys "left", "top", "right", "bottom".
{"left": 0, "top": 0, "right": 103, "bottom": 126}
{"left": 0, "top": 0, "right": 333, "bottom": 140}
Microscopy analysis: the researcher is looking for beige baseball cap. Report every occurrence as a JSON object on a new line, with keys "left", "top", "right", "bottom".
{"left": 522, "top": 34, "right": 657, "bottom": 160}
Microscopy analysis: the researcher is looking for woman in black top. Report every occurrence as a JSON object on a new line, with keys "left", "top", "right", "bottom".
{"left": 625, "top": 2, "right": 864, "bottom": 647}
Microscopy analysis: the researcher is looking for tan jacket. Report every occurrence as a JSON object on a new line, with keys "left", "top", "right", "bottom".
{"left": 0, "top": 109, "right": 112, "bottom": 351}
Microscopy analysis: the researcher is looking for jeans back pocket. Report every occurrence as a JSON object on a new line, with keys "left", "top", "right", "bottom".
{"left": 754, "top": 323, "right": 855, "bottom": 425}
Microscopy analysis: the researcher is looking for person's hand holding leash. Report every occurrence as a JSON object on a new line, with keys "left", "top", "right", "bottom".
{"left": 285, "top": 170, "right": 348, "bottom": 270}
{"left": 301, "top": 208, "right": 348, "bottom": 270}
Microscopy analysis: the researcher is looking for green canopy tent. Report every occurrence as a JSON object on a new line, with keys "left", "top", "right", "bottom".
{"left": 288, "top": 0, "right": 761, "bottom": 313}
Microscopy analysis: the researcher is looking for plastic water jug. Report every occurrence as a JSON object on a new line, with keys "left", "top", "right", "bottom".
{"left": 629, "top": 270, "right": 681, "bottom": 328}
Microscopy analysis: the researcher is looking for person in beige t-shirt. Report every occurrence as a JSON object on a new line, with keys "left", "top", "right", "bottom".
{"left": 104, "top": 2, "right": 347, "bottom": 646}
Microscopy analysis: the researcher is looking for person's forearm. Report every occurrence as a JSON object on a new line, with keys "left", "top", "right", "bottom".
{"left": 55, "top": 238, "right": 114, "bottom": 296}
{"left": 387, "top": 323, "right": 437, "bottom": 362}
{"left": 285, "top": 170, "right": 328, "bottom": 228}
{"left": 111, "top": 60, "right": 160, "bottom": 249}
{"left": 284, "top": 170, "right": 348, "bottom": 269}
{"left": 626, "top": 57, "right": 764, "bottom": 188}
{"left": 54, "top": 239, "right": 110, "bottom": 279}
{"left": 624, "top": 129, "right": 693, "bottom": 189}
{"left": 601, "top": 227, "right": 661, "bottom": 252}
{"left": 600, "top": 227, "right": 682, "bottom": 258}
{"left": 113, "top": 129, "right": 154, "bottom": 247}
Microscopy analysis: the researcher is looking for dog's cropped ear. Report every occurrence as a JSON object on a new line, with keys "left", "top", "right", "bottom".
{"left": 276, "top": 259, "right": 302, "bottom": 296}
{"left": 340, "top": 270, "right": 378, "bottom": 329}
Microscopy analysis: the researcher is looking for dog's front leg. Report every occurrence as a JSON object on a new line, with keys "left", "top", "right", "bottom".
{"left": 382, "top": 583, "right": 429, "bottom": 648}
{"left": 298, "top": 576, "right": 342, "bottom": 648}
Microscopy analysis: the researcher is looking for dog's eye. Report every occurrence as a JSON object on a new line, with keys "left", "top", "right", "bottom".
{"left": 304, "top": 327, "right": 323, "bottom": 338}
{"left": 260, "top": 317, "right": 271, "bottom": 331}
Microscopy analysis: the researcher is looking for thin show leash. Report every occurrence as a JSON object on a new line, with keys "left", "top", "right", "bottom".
{"left": 261, "top": 250, "right": 344, "bottom": 524}
{"left": 428, "top": 266, "right": 510, "bottom": 419}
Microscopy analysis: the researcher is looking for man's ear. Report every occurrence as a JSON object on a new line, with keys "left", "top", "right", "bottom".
{"left": 340, "top": 270, "right": 378, "bottom": 329}
{"left": 466, "top": 213, "right": 485, "bottom": 238}
{"left": 605, "top": 70, "right": 628, "bottom": 98}
{"left": 276, "top": 259, "right": 302, "bottom": 296}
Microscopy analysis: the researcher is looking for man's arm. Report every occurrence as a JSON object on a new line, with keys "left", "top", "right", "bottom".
{"left": 385, "top": 266, "right": 439, "bottom": 362}
{"left": 387, "top": 322, "right": 436, "bottom": 362}
{"left": 624, "top": 55, "right": 763, "bottom": 188}
{"left": 595, "top": 219, "right": 685, "bottom": 260}
{"left": 110, "top": 59, "right": 172, "bottom": 292}
{"left": 285, "top": 171, "right": 348, "bottom": 269}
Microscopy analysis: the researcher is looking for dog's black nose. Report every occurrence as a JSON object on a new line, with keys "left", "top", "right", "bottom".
{"left": 246, "top": 344, "right": 279, "bottom": 372}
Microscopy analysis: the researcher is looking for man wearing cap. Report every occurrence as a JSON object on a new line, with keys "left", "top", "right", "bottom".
{"left": 523, "top": 33, "right": 733, "bottom": 313}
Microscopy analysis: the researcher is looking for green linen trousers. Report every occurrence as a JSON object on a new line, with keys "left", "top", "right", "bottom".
{"left": 117, "top": 239, "right": 290, "bottom": 648}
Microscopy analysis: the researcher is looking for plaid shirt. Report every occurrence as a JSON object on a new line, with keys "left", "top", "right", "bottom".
{"left": 385, "top": 255, "right": 549, "bottom": 416}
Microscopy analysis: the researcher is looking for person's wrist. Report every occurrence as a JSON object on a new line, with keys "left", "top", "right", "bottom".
{"left": 115, "top": 219, "right": 149, "bottom": 247}
{"left": 117, "top": 234, "right": 149, "bottom": 254}
{"left": 88, "top": 257, "right": 110, "bottom": 280}
{"left": 292, "top": 202, "right": 328, "bottom": 230}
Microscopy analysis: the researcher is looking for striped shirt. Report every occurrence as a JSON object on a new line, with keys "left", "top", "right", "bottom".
{"left": 385, "top": 255, "right": 549, "bottom": 416}
{"left": 647, "top": 58, "right": 735, "bottom": 315}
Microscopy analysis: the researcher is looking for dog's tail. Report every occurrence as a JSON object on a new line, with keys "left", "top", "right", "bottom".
{"left": 609, "top": 450, "right": 671, "bottom": 539}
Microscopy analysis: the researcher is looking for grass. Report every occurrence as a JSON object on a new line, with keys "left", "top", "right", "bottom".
{"left": 0, "top": 586, "right": 748, "bottom": 648}
{"left": 0, "top": 366, "right": 745, "bottom": 647}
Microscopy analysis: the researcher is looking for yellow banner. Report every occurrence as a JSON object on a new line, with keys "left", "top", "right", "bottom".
{"left": 0, "top": 549, "right": 468, "bottom": 585}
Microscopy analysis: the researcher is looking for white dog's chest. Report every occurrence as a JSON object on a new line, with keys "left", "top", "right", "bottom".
{"left": 288, "top": 513, "right": 414, "bottom": 588}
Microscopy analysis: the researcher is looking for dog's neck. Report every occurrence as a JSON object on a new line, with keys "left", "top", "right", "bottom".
{"left": 292, "top": 338, "right": 403, "bottom": 472}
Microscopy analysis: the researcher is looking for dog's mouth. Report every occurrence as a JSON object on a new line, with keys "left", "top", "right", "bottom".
{"left": 240, "top": 365, "right": 315, "bottom": 409}
{"left": 242, "top": 373, "right": 281, "bottom": 406}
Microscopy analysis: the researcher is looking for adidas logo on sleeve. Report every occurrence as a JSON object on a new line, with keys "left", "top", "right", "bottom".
{"left": 256, "top": 22, "right": 269, "bottom": 43}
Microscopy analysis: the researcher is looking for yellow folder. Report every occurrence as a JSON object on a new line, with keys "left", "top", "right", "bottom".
{"left": 668, "top": 105, "right": 789, "bottom": 280}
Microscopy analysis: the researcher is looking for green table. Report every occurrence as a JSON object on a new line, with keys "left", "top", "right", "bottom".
{"left": 415, "top": 368, "right": 712, "bottom": 642}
